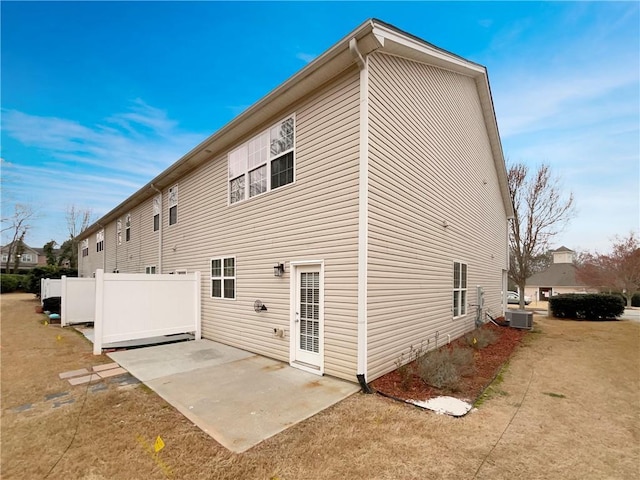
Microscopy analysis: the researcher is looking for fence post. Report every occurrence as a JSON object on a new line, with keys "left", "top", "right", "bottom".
{"left": 194, "top": 271, "right": 202, "bottom": 340}
{"left": 93, "top": 269, "right": 104, "bottom": 355}
{"left": 61, "top": 276, "right": 67, "bottom": 327}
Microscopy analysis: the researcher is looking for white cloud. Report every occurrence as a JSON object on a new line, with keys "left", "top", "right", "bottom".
{"left": 296, "top": 52, "right": 316, "bottom": 64}
{"left": 1, "top": 102, "right": 206, "bottom": 247}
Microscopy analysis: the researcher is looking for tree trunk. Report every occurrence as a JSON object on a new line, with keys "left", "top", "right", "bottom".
{"left": 518, "top": 282, "right": 526, "bottom": 309}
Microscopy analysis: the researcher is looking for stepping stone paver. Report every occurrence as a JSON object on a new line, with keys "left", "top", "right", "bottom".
{"left": 59, "top": 368, "right": 90, "bottom": 379}
{"left": 89, "top": 383, "right": 108, "bottom": 393}
{"left": 45, "top": 391, "right": 70, "bottom": 401}
{"left": 12, "top": 403, "right": 33, "bottom": 412}
{"left": 92, "top": 363, "right": 120, "bottom": 372}
{"left": 97, "top": 367, "right": 127, "bottom": 379}
{"left": 52, "top": 398, "right": 75, "bottom": 408}
{"left": 68, "top": 374, "right": 100, "bottom": 385}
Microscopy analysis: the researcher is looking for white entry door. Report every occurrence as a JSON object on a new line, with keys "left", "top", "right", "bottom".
{"left": 293, "top": 264, "right": 323, "bottom": 370}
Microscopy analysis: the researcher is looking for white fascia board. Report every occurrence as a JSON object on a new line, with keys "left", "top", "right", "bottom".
{"left": 372, "top": 23, "right": 486, "bottom": 77}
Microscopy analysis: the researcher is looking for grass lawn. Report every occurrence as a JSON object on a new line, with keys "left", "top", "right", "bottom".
{"left": 1, "top": 292, "right": 638, "bottom": 479}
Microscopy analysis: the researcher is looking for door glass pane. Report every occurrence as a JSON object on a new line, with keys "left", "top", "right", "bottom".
{"left": 299, "top": 272, "right": 319, "bottom": 353}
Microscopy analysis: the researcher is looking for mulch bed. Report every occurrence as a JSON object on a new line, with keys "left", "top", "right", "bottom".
{"left": 371, "top": 322, "right": 528, "bottom": 404}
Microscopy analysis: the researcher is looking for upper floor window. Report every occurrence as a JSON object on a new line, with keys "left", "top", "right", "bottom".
{"left": 453, "top": 261, "right": 467, "bottom": 317}
{"left": 21, "top": 253, "right": 33, "bottom": 263}
{"left": 81, "top": 239, "right": 89, "bottom": 257}
{"left": 1, "top": 254, "right": 8, "bottom": 263}
{"left": 228, "top": 116, "right": 295, "bottom": 204}
{"left": 125, "top": 214, "right": 131, "bottom": 242}
{"left": 153, "top": 196, "right": 161, "bottom": 232}
{"left": 211, "top": 257, "right": 235, "bottom": 299}
{"left": 168, "top": 185, "right": 178, "bottom": 225}
{"left": 117, "top": 220, "right": 122, "bottom": 245}
{"left": 96, "top": 230, "right": 105, "bottom": 253}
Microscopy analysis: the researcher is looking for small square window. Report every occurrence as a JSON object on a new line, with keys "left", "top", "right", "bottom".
{"left": 211, "top": 257, "right": 235, "bottom": 299}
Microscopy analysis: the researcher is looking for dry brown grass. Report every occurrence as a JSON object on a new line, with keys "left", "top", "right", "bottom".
{"left": 2, "top": 293, "right": 639, "bottom": 479}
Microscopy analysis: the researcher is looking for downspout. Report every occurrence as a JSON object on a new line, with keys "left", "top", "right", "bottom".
{"left": 151, "top": 184, "right": 163, "bottom": 273}
{"left": 351, "top": 37, "right": 373, "bottom": 394}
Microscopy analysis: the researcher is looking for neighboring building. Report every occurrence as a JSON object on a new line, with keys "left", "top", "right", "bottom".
{"left": 1, "top": 243, "right": 67, "bottom": 271}
{"left": 1, "top": 242, "right": 40, "bottom": 271}
{"left": 77, "top": 19, "right": 514, "bottom": 384}
{"left": 525, "top": 246, "right": 593, "bottom": 301}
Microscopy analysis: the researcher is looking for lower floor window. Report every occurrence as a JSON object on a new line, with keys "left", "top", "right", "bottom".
{"left": 145, "top": 266, "right": 157, "bottom": 274}
{"left": 211, "top": 257, "right": 235, "bottom": 299}
{"left": 453, "top": 261, "right": 467, "bottom": 317}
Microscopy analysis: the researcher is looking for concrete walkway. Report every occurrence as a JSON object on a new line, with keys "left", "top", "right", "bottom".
{"left": 108, "top": 340, "right": 359, "bottom": 453}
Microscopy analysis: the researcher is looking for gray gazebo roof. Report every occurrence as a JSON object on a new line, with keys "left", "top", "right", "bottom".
{"left": 527, "top": 263, "right": 585, "bottom": 287}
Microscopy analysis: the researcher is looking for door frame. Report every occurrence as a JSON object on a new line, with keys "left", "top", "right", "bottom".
{"left": 289, "top": 259, "right": 325, "bottom": 375}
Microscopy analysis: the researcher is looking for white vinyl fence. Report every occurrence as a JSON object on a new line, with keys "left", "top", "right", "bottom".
{"left": 41, "top": 278, "right": 62, "bottom": 303}
{"left": 61, "top": 276, "right": 96, "bottom": 326}
{"left": 93, "top": 269, "right": 201, "bottom": 355}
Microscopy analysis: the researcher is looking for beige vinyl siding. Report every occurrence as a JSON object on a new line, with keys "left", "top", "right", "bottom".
{"left": 366, "top": 52, "right": 509, "bottom": 380}
{"left": 158, "top": 68, "right": 361, "bottom": 381}
{"left": 78, "top": 231, "right": 105, "bottom": 277}
{"left": 95, "top": 197, "right": 159, "bottom": 274}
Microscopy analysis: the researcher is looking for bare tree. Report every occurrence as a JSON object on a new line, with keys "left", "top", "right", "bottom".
{"left": 508, "top": 163, "right": 575, "bottom": 308}
{"left": 1, "top": 203, "right": 36, "bottom": 273}
{"left": 64, "top": 205, "right": 94, "bottom": 269}
{"left": 575, "top": 232, "right": 640, "bottom": 306}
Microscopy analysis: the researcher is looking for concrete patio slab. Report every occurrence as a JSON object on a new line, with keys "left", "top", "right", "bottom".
{"left": 108, "top": 340, "right": 359, "bottom": 452}
{"left": 109, "top": 339, "right": 254, "bottom": 381}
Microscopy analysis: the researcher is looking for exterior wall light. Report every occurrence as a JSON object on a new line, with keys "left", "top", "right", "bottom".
{"left": 274, "top": 263, "right": 285, "bottom": 277}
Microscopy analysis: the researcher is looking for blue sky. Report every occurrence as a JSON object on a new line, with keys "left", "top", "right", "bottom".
{"left": 2, "top": 1, "right": 638, "bottom": 253}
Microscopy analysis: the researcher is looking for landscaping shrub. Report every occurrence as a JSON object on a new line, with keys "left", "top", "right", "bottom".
{"left": 632, "top": 293, "right": 640, "bottom": 308}
{"left": 463, "top": 327, "right": 498, "bottom": 349}
{"left": 549, "top": 294, "right": 625, "bottom": 320}
{"left": 417, "top": 346, "right": 473, "bottom": 391}
{"left": 1, "top": 274, "right": 28, "bottom": 293}
{"left": 26, "top": 266, "right": 78, "bottom": 295}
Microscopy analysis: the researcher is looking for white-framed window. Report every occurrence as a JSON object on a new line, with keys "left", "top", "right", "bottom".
{"left": 96, "top": 230, "right": 105, "bottom": 252}
{"left": 153, "top": 196, "right": 161, "bottom": 232}
{"left": 1, "top": 254, "right": 8, "bottom": 262}
{"left": 145, "top": 265, "right": 157, "bottom": 274}
{"left": 168, "top": 185, "right": 178, "bottom": 225}
{"left": 211, "top": 257, "right": 235, "bottom": 299}
{"left": 81, "top": 239, "right": 89, "bottom": 257}
{"left": 453, "top": 261, "right": 468, "bottom": 317}
{"left": 228, "top": 116, "right": 295, "bottom": 204}
{"left": 125, "top": 214, "right": 131, "bottom": 242}
{"left": 21, "top": 253, "right": 33, "bottom": 263}
{"left": 117, "top": 219, "right": 122, "bottom": 245}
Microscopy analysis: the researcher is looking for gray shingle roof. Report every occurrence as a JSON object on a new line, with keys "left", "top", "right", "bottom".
{"left": 526, "top": 263, "right": 585, "bottom": 287}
